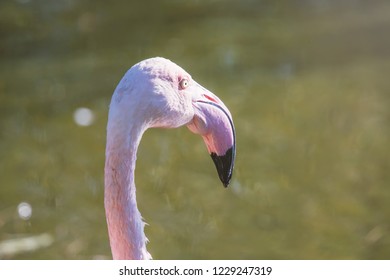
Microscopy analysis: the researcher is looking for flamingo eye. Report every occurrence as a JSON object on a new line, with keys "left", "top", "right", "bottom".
{"left": 179, "top": 78, "right": 189, "bottom": 90}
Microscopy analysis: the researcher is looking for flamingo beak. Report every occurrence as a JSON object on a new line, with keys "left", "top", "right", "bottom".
{"left": 187, "top": 82, "right": 236, "bottom": 187}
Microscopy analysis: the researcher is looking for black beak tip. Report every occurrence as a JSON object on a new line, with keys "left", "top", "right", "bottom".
{"left": 210, "top": 147, "right": 235, "bottom": 188}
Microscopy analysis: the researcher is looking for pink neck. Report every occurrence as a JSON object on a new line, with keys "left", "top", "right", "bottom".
{"left": 104, "top": 125, "right": 150, "bottom": 260}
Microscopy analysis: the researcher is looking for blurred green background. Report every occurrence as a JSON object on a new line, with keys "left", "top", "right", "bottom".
{"left": 0, "top": 0, "right": 389, "bottom": 259}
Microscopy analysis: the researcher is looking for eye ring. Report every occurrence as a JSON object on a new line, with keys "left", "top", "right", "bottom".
{"left": 179, "top": 78, "right": 189, "bottom": 90}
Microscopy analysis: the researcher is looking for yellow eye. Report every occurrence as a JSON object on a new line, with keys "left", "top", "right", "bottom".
{"left": 179, "top": 78, "right": 189, "bottom": 89}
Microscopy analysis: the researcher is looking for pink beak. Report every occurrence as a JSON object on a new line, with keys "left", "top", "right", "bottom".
{"left": 187, "top": 82, "right": 236, "bottom": 187}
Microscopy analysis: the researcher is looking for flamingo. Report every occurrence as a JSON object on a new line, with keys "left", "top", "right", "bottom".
{"left": 104, "top": 57, "right": 236, "bottom": 259}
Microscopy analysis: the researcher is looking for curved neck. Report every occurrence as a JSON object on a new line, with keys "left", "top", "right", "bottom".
{"left": 104, "top": 121, "right": 150, "bottom": 260}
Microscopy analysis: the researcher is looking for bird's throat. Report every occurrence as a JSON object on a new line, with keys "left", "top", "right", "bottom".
{"left": 104, "top": 126, "right": 150, "bottom": 260}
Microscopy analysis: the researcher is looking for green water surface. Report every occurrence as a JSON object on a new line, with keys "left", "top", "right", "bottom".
{"left": 0, "top": 0, "right": 389, "bottom": 259}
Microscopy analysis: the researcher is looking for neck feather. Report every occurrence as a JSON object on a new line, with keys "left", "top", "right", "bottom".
{"left": 104, "top": 120, "right": 151, "bottom": 260}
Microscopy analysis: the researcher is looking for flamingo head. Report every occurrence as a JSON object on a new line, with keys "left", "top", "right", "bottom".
{"left": 111, "top": 57, "right": 235, "bottom": 187}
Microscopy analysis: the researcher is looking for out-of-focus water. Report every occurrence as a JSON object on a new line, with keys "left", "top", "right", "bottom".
{"left": 0, "top": 0, "right": 389, "bottom": 259}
